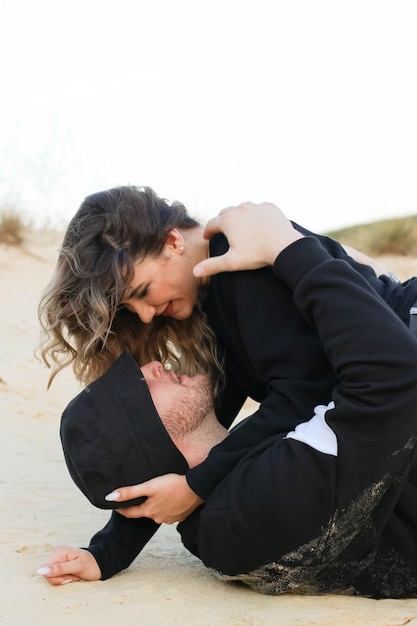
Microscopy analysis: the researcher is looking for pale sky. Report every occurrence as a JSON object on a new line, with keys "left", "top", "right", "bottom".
{"left": 1, "top": 0, "right": 417, "bottom": 233}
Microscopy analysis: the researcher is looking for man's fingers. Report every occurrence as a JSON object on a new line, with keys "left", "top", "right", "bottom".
{"left": 201, "top": 215, "right": 224, "bottom": 241}
{"left": 201, "top": 206, "right": 242, "bottom": 240}
{"left": 193, "top": 253, "right": 237, "bottom": 278}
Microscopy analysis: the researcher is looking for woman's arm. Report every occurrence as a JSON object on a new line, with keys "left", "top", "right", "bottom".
{"left": 37, "top": 546, "right": 101, "bottom": 585}
{"left": 341, "top": 244, "right": 388, "bottom": 277}
{"left": 38, "top": 512, "right": 161, "bottom": 583}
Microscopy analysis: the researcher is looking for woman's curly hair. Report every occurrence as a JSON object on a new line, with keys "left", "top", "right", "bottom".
{"left": 37, "top": 185, "right": 222, "bottom": 391}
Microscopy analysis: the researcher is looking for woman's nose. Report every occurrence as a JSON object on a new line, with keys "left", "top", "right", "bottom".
{"left": 128, "top": 301, "right": 156, "bottom": 324}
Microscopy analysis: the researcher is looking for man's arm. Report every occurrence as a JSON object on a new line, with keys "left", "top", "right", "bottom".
{"left": 184, "top": 236, "right": 417, "bottom": 584}
{"left": 193, "top": 203, "right": 384, "bottom": 279}
{"left": 112, "top": 204, "right": 417, "bottom": 518}
{"left": 188, "top": 210, "right": 417, "bottom": 499}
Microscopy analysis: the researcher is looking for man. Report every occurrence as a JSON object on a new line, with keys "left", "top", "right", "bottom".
{"left": 38, "top": 205, "right": 417, "bottom": 597}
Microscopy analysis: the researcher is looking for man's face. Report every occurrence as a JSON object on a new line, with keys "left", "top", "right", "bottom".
{"left": 140, "top": 361, "right": 214, "bottom": 439}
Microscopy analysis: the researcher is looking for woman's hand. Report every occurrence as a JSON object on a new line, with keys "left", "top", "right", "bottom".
{"left": 193, "top": 202, "right": 303, "bottom": 278}
{"left": 37, "top": 546, "right": 101, "bottom": 585}
{"left": 106, "top": 474, "right": 204, "bottom": 524}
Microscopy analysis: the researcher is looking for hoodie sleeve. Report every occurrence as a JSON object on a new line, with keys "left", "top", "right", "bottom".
{"left": 85, "top": 511, "right": 159, "bottom": 580}
{"left": 187, "top": 234, "right": 417, "bottom": 501}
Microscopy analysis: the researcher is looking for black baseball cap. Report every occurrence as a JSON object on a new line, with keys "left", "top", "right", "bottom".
{"left": 60, "top": 351, "right": 188, "bottom": 509}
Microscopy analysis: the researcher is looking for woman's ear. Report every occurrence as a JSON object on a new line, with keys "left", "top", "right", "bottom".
{"left": 165, "top": 229, "right": 185, "bottom": 254}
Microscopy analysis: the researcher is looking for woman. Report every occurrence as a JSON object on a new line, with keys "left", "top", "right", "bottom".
{"left": 38, "top": 186, "right": 417, "bottom": 521}
{"left": 38, "top": 186, "right": 222, "bottom": 391}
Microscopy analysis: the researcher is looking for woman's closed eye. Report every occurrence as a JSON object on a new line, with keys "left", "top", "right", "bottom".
{"left": 136, "top": 286, "right": 148, "bottom": 299}
{"left": 122, "top": 283, "right": 149, "bottom": 304}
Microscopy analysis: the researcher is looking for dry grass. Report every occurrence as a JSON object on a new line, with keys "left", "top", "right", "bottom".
{"left": 326, "top": 215, "right": 417, "bottom": 281}
{"left": 380, "top": 254, "right": 417, "bottom": 281}
{"left": 327, "top": 215, "right": 417, "bottom": 257}
{"left": 1, "top": 205, "right": 417, "bottom": 282}
{"left": 0, "top": 207, "right": 26, "bottom": 245}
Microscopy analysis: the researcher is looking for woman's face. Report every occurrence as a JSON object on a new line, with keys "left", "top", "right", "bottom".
{"left": 120, "top": 239, "right": 201, "bottom": 324}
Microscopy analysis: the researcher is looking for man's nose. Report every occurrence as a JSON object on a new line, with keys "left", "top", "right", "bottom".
{"left": 141, "top": 361, "right": 164, "bottom": 380}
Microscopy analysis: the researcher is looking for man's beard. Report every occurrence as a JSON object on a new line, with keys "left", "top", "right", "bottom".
{"left": 163, "top": 377, "right": 214, "bottom": 439}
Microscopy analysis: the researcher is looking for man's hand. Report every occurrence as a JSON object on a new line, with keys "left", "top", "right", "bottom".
{"left": 106, "top": 474, "right": 204, "bottom": 524}
{"left": 37, "top": 546, "right": 101, "bottom": 585}
{"left": 193, "top": 202, "right": 304, "bottom": 278}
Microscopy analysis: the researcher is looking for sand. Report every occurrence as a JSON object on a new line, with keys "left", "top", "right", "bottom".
{"left": 2, "top": 232, "right": 417, "bottom": 625}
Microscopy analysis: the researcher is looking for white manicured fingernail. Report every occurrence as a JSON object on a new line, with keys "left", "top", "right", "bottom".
{"left": 37, "top": 566, "right": 51, "bottom": 575}
{"left": 105, "top": 491, "right": 120, "bottom": 501}
{"left": 61, "top": 579, "right": 73, "bottom": 585}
